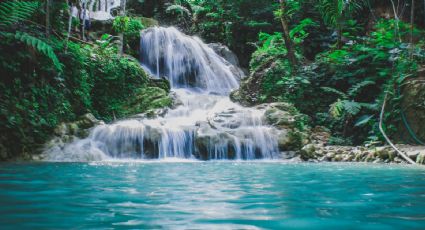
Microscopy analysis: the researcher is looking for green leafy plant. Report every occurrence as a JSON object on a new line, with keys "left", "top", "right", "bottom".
{"left": 113, "top": 16, "right": 130, "bottom": 33}
{"left": 0, "top": 1, "right": 62, "bottom": 72}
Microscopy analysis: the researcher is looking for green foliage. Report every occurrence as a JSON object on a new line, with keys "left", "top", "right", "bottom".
{"left": 289, "top": 18, "right": 318, "bottom": 44}
{"left": 13, "top": 32, "right": 63, "bottom": 71}
{"left": 113, "top": 16, "right": 130, "bottom": 33}
{"left": 0, "top": 0, "right": 40, "bottom": 26}
{"left": 317, "top": 0, "right": 365, "bottom": 27}
{"left": 0, "top": 0, "right": 62, "bottom": 72}
{"left": 166, "top": 4, "right": 191, "bottom": 17}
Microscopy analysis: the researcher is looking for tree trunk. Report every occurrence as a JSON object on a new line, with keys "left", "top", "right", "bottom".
{"left": 279, "top": 0, "right": 297, "bottom": 67}
{"left": 46, "top": 0, "right": 51, "bottom": 37}
{"left": 65, "top": 0, "right": 73, "bottom": 52}
{"left": 118, "top": 0, "right": 127, "bottom": 56}
{"left": 82, "top": 0, "right": 87, "bottom": 41}
{"left": 410, "top": 0, "right": 415, "bottom": 58}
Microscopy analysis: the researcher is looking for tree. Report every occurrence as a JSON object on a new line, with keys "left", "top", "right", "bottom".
{"left": 46, "top": 0, "right": 51, "bottom": 37}
{"left": 277, "top": 0, "right": 297, "bottom": 67}
{"left": 410, "top": 0, "right": 415, "bottom": 58}
{"left": 119, "top": 0, "right": 127, "bottom": 56}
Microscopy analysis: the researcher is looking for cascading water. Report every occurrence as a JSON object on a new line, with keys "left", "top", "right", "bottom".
{"left": 84, "top": 0, "right": 121, "bottom": 21}
{"left": 44, "top": 27, "right": 282, "bottom": 161}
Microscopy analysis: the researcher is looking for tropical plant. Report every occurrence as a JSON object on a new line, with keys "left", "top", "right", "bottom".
{"left": 317, "top": 0, "right": 365, "bottom": 48}
{"left": 0, "top": 0, "right": 62, "bottom": 71}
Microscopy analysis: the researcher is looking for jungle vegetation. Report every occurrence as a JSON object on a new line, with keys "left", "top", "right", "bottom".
{"left": 0, "top": 0, "right": 424, "bottom": 159}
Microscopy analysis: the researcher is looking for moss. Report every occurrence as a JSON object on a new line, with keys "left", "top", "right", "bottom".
{"left": 141, "top": 17, "right": 159, "bottom": 27}
{"left": 122, "top": 87, "right": 172, "bottom": 116}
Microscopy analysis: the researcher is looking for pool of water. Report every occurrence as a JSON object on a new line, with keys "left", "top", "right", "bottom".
{"left": 0, "top": 162, "right": 424, "bottom": 229}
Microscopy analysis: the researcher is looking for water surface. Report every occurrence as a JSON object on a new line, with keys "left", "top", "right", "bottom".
{"left": 0, "top": 162, "right": 424, "bottom": 229}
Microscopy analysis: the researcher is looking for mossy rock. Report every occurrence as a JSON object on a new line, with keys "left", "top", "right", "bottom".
{"left": 149, "top": 78, "right": 171, "bottom": 93}
{"left": 141, "top": 17, "right": 159, "bottom": 27}
{"left": 123, "top": 87, "right": 173, "bottom": 116}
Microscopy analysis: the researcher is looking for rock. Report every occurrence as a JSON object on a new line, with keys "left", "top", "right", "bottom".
{"left": 54, "top": 122, "right": 68, "bottom": 136}
{"left": 417, "top": 153, "right": 425, "bottom": 164}
{"left": 230, "top": 60, "right": 276, "bottom": 106}
{"left": 365, "top": 152, "right": 376, "bottom": 162}
{"left": 208, "top": 43, "right": 245, "bottom": 80}
{"left": 124, "top": 87, "right": 173, "bottom": 116}
{"left": 78, "top": 113, "right": 102, "bottom": 129}
{"left": 264, "top": 107, "right": 295, "bottom": 128}
{"left": 208, "top": 43, "right": 240, "bottom": 67}
{"left": 342, "top": 154, "right": 354, "bottom": 162}
{"left": 300, "top": 144, "right": 316, "bottom": 160}
{"left": 326, "top": 151, "right": 336, "bottom": 159}
{"left": 333, "top": 154, "right": 343, "bottom": 162}
{"left": 282, "top": 151, "right": 297, "bottom": 159}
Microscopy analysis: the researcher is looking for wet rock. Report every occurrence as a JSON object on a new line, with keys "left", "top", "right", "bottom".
{"left": 208, "top": 43, "right": 240, "bottom": 67}
{"left": 207, "top": 43, "right": 245, "bottom": 81}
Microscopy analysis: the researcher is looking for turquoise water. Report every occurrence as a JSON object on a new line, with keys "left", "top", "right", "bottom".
{"left": 0, "top": 162, "right": 424, "bottom": 229}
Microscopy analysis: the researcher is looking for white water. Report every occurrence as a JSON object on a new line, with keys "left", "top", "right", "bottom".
{"left": 83, "top": 0, "right": 121, "bottom": 21}
{"left": 44, "top": 27, "right": 282, "bottom": 161}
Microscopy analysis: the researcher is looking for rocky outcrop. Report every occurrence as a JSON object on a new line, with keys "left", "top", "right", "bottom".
{"left": 208, "top": 43, "right": 246, "bottom": 81}
{"left": 123, "top": 86, "right": 173, "bottom": 118}
{"left": 193, "top": 102, "right": 309, "bottom": 159}
{"left": 230, "top": 59, "right": 277, "bottom": 106}
{"left": 38, "top": 113, "right": 104, "bottom": 161}
{"left": 297, "top": 126, "right": 425, "bottom": 164}
{"left": 208, "top": 43, "right": 240, "bottom": 67}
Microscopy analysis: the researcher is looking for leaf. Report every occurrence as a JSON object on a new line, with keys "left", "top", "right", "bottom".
{"left": 355, "top": 115, "right": 374, "bottom": 127}
{"left": 321, "top": 87, "right": 347, "bottom": 98}
{"left": 13, "top": 32, "right": 62, "bottom": 72}
{"left": 0, "top": 1, "right": 40, "bottom": 27}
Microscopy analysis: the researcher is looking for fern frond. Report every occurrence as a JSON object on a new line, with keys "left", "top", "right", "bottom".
{"left": 0, "top": 1, "right": 40, "bottom": 27}
{"left": 329, "top": 99, "right": 344, "bottom": 117}
{"left": 348, "top": 80, "right": 375, "bottom": 97}
{"left": 329, "top": 99, "right": 362, "bottom": 118}
{"left": 342, "top": 100, "right": 361, "bottom": 116}
{"left": 12, "top": 32, "right": 63, "bottom": 71}
{"left": 321, "top": 86, "right": 347, "bottom": 98}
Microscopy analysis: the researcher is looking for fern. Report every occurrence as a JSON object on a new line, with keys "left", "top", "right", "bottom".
{"left": 321, "top": 86, "right": 347, "bottom": 98}
{"left": 10, "top": 32, "right": 63, "bottom": 71}
{"left": 329, "top": 99, "right": 362, "bottom": 118}
{"left": 348, "top": 80, "right": 375, "bottom": 97}
{"left": 0, "top": 1, "right": 40, "bottom": 27}
{"left": 318, "top": 0, "right": 365, "bottom": 27}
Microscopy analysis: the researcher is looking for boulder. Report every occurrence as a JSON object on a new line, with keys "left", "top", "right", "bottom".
{"left": 300, "top": 144, "right": 316, "bottom": 160}
{"left": 208, "top": 43, "right": 245, "bottom": 81}
{"left": 208, "top": 43, "right": 240, "bottom": 67}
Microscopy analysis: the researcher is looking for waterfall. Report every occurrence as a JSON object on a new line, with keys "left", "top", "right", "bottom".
{"left": 140, "top": 27, "right": 241, "bottom": 95}
{"left": 44, "top": 27, "right": 282, "bottom": 161}
{"left": 84, "top": 0, "right": 121, "bottom": 21}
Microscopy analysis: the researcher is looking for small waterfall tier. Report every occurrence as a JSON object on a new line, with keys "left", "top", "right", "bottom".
{"left": 140, "top": 27, "right": 242, "bottom": 95}
{"left": 44, "top": 27, "right": 283, "bottom": 161}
